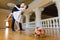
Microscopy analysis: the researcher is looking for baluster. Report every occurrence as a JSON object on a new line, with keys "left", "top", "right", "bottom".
{"left": 56, "top": 19, "right": 58, "bottom": 28}
{"left": 45, "top": 20, "right": 47, "bottom": 28}
{"left": 42, "top": 21, "right": 43, "bottom": 28}
{"left": 48, "top": 20, "right": 50, "bottom": 28}
{"left": 43, "top": 21, "right": 45, "bottom": 28}
{"left": 53, "top": 19, "right": 55, "bottom": 28}
{"left": 45, "top": 21, "right": 46, "bottom": 28}
{"left": 50, "top": 19, "right": 52, "bottom": 28}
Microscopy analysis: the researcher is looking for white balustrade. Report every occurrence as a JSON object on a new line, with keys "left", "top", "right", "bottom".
{"left": 41, "top": 17, "right": 59, "bottom": 28}
{"left": 22, "top": 17, "right": 59, "bottom": 29}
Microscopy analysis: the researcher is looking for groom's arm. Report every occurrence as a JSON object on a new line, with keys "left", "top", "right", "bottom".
{"left": 15, "top": 5, "right": 20, "bottom": 10}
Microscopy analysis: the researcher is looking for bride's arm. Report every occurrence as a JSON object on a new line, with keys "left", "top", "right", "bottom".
{"left": 15, "top": 5, "right": 26, "bottom": 10}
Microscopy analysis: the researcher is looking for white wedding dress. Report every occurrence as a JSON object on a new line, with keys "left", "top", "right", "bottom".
{"left": 13, "top": 8, "right": 25, "bottom": 23}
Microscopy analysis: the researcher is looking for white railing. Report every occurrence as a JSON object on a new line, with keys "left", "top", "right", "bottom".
{"left": 29, "top": 22, "right": 36, "bottom": 28}
{"left": 41, "top": 17, "right": 59, "bottom": 28}
{"left": 22, "top": 17, "right": 60, "bottom": 29}
{"left": 22, "top": 22, "right": 36, "bottom": 29}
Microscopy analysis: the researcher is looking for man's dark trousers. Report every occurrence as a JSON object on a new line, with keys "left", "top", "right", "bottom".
{"left": 11, "top": 17, "right": 23, "bottom": 31}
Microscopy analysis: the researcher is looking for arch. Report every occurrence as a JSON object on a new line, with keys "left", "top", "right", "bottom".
{"left": 42, "top": 3, "right": 58, "bottom": 19}
{"left": 30, "top": 12, "right": 35, "bottom": 22}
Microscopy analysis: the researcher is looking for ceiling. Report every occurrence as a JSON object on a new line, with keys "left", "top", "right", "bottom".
{"left": 0, "top": 0, "right": 58, "bottom": 17}
{"left": 0, "top": 0, "right": 33, "bottom": 10}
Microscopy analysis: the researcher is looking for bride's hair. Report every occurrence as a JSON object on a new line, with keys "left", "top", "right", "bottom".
{"left": 26, "top": 5, "right": 28, "bottom": 9}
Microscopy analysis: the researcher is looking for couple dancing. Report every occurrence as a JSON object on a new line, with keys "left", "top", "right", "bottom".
{"left": 5, "top": 2, "right": 28, "bottom": 31}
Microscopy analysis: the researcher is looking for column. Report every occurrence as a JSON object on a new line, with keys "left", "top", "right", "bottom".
{"left": 34, "top": 8, "right": 44, "bottom": 28}
{"left": 25, "top": 13, "right": 32, "bottom": 28}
